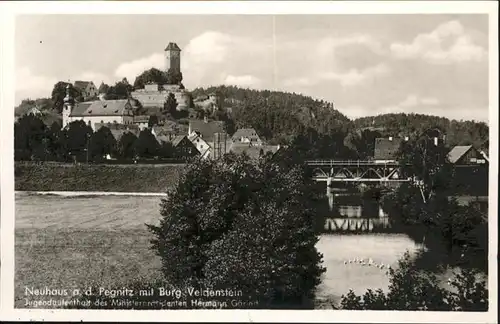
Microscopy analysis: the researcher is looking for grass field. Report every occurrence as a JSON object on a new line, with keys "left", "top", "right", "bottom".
{"left": 15, "top": 194, "right": 420, "bottom": 309}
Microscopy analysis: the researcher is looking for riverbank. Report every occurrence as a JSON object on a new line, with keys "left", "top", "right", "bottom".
{"left": 15, "top": 162, "right": 185, "bottom": 192}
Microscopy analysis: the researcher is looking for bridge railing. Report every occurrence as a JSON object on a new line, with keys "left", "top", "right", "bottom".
{"left": 305, "top": 160, "right": 399, "bottom": 166}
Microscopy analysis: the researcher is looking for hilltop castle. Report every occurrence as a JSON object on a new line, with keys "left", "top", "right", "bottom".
{"left": 131, "top": 42, "right": 190, "bottom": 111}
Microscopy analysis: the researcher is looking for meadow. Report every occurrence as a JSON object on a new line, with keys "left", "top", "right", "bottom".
{"left": 15, "top": 193, "right": 420, "bottom": 309}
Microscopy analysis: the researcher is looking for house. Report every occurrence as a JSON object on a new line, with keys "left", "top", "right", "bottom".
{"left": 62, "top": 84, "right": 134, "bottom": 130}
{"left": 94, "top": 122, "right": 140, "bottom": 142}
{"left": 231, "top": 128, "right": 263, "bottom": 145}
{"left": 188, "top": 118, "right": 225, "bottom": 142}
{"left": 229, "top": 143, "right": 281, "bottom": 160}
{"left": 133, "top": 115, "right": 151, "bottom": 130}
{"left": 448, "top": 145, "right": 489, "bottom": 198}
{"left": 157, "top": 134, "right": 200, "bottom": 159}
{"left": 373, "top": 137, "right": 402, "bottom": 163}
{"left": 188, "top": 133, "right": 212, "bottom": 159}
{"left": 448, "top": 145, "right": 488, "bottom": 165}
{"left": 73, "top": 81, "right": 98, "bottom": 100}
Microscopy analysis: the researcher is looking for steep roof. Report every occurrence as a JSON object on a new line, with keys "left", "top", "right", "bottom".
{"left": 74, "top": 81, "right": 92, "bottom": 90}
{"left": 70, "top": 100, "right": 132, "bottom": 117}
{"left": 165, "top": 42, "right": 181, "bottom": 51}
{"left": 374, "top": 138, "right": 402, "bottom": 160}
{"left": 189, "top": 119, "right": 225, "bottom": 142}
{"left": 448, "top": 145, "right": 473, "bottom": 164}
{"left": 231, "top": 128, "right": 262, "bottom": 143}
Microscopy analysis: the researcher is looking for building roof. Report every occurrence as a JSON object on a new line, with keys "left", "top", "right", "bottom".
{"left": 94, "top": 123, "right": 140, "bottom": 141}
{"left": 448, "top": 145, "right": 473, "bottom": 164}
{"left": 165, "top": 42, "right": 181, "bottom": 51}
{"left": 74, "top": 81, "right": 93, "bottom": 90}
{"left": 229, "top": 143, "right": 280, "bottom": 159}
{"left": 373, "top": 138, "right": 402, "bottom": 160}
{"left": 70, "top": 100, "right": 132, "bottom": 117}
{"left": 189, "top": 119, "right": 225, "bottom": 142}
{"left": 231, "top": 128, "right": 262, "bottom": 143}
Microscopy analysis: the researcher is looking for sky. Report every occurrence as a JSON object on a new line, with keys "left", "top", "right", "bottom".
{"left": 15, "top": 14, "right": 489, "bottom": 122}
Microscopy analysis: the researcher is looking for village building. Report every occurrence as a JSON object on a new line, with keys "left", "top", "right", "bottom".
{"left": 448, "top": 145, "right": 488, "bottom": 165}
{"left": 62, "top": 84, "right": 134, "bottom": 130}
{"left": 73, "top": 81, "right": 98, "bottom": 100}
{"left": 130, "top": 43, "right": 190, "bottom": 111}
{"left": 156, "top": 134, "right": 200, "bottom": 160}
{"left": 447, "top": 145, "right": 489, "bottom": 211}
{"left": 187, "top": 118, "right": 231, "bottom": 159}
{"left": 133, "top": 115, "right": 151, "bottom": 130}
{"left": 231, "top": 128, "right": 263, "bottom": 145}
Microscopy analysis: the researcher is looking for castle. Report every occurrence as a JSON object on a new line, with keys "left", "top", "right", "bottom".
{"left": 130, "top": 42, "right": 190, "bottom": 110}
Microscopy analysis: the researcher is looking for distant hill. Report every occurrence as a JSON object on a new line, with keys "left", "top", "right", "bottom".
{"left": 353, "top": 113, "right": 489, "bottom": 148}
{"left": 191, "top": 85, "right": 351, "bottom": 144}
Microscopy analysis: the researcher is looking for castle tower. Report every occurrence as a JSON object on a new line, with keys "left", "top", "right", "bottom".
{"left": 62, "top": 83, "right": 74, "bottom": 129}
{"left": 164, "top": 42, "right": 181, "bottom": 73}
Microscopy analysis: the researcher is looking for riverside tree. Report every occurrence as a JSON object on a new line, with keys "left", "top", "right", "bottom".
{"left": 147, "top": 154, "right": 326, "bottom": 309}
{"left": 340, "top": 252, "right": 488, "bottom": 311}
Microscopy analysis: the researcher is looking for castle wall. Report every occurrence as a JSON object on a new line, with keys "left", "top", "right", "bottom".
{"left": 131, "top": 89, "right": 189, "bottom": 111}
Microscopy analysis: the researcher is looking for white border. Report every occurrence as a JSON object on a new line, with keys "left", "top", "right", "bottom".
{"left": 1, "top": 1, "right": 498, "bottom": 322}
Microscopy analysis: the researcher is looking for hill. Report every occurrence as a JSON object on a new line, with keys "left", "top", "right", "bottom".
{"left": 353, "top": 113, "right": 489, "bottom": 148}
{"left": 191, "top": 85, "right": 351, "bottom": 144}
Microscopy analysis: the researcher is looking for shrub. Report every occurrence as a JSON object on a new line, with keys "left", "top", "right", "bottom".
{"left": 340, "top": 252, "right": 488, "bottom": 311}
{"left": 147, "top": 154, "right": 325, "bottom": 309}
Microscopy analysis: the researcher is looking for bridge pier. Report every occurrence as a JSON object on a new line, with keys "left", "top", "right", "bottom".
{"left": 326, "top": 177, "right": 334, "bottom": 210}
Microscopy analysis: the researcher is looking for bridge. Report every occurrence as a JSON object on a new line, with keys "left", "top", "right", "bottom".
{"left": 306, "top": 160, "right": 411, "bottom": 183}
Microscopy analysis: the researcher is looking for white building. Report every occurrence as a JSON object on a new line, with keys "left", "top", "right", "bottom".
{"left": 62, "top": 84, "right": 134, "bottom": 130}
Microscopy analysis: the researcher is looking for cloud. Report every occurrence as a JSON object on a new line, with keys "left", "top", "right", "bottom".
{"left": 284, "top": 63, "right": 390, "bottom": 88}
{"left": 390, "top": 20, "right": 486, "bottom": 64}
{"left": 224, "top": 75, "right": 262, "bottom": 88}
{"left": 316, "top": 34, "right": 384, "bottom": 57}
{"left": 15, "top": 67, "right": 57, "bottom": 103}
{"left": 114, "top": 53, "right": 164, "bottom": 82}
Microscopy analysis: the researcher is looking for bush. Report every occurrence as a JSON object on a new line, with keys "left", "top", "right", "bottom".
{"left": 340, "top": 252, "right": 488, "bottom": 311}
{"left": 147, "top": 154, "right": 325, "bottom": 309}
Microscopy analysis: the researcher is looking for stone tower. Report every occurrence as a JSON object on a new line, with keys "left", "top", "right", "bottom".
{"left": 164, "top": 42, "right": 181, "bottom": 72}
{"left": 62, "top": 83, "right": 74, "bottom": 129}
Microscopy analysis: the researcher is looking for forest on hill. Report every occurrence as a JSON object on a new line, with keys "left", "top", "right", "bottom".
{"left": 192, "top": 86, "right": 489, "bottom": 150}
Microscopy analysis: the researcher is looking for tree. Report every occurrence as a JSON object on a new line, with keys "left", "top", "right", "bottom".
{"left": 98, "top": 82, "right": 110, "bottom": 95}
{"left": 65, "top": 120, "right": 93, "bottom": 162}
{"left": 51, "top": 82, "right": 83, "bottom": 113}
{"left": 147, "top": 154, "right": 325, "bottom": 308}
{"left": 133, "top": 68, "right": 169, "bottom": 89}
{"left": 166, "top": 68, "right": 183, "bottom": 85}
{"left": 164, "top": 93, "right": 178, "bottom": 116}
{"left": 14, "top": 114, "right": 50, "bottom": 161}
{"left": 106, "top": 80, "right": 133, "bottom": 100}
{"left": 340, "top": 252, "right": 488, "bottom": 311}
{"left": 134, "top": 129, "right": 160, "bottom": 158}
{"left": 117, "top": 132, "right": 138, "bottom": 159}
{"left": 89, "top": 126, "right": 117, "bottom": 161}
{"left": 397, "top": 134, "right": 453, "bottom": 202}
